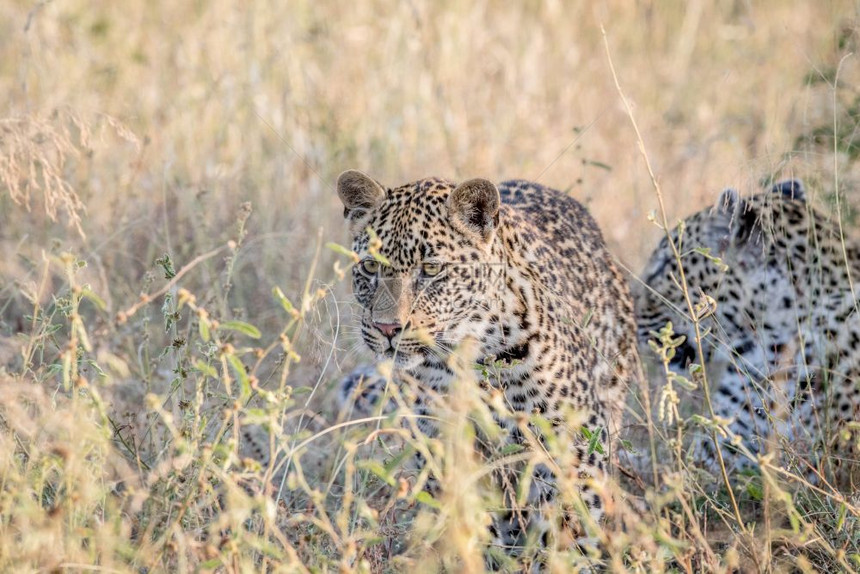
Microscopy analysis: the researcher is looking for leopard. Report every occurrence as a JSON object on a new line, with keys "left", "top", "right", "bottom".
{"left": 635, "top": 179, "right": 860, "bottom": 477}
{"left": 336, "top": 363, "right": 396, "bottom": 418}
{"left": 335, "top": 170, "right": 641, "bottom": 563}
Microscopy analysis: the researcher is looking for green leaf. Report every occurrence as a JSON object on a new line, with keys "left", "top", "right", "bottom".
{"left": 80, "top": 287, "right": 107, "bottom": 311}
{"left": 580, "top": 307, "right": 594, "bottom": 328}
{"left": 84, "top": 359, "right": 107, "bottom": 378}
{"left": 516, "top": 461, "right": 535, "bottom": 505}
{"left": 272, "top": 287, "right": 295, "bottom": 314}
{"left": 226, "top": 354, "right": 251, "bottom": 399}
{"left": 414, "top": 490, "right": 442, "bottom": 509}
{"left": 61, "top": 349, "right": 72, "bottom": 391}
{"left": 384, "top": 445, "right": 415, "bottom": 475}
{"left": 583, "top": 426, "right": 606, "bottom": 456}
{"left": 499, "top": 443, "right": 525, "bottom": 456}
{"left": 325, "top": 242, "right": 358, "bottom": 260}
{"left": 162, "top": 293, "right": 177, "bottom": 332}
{"left": 585, "top": 159, "right": 613, "bottom": 171}
{"left": 358, "top": 460, "right": 396, "bottom": 486}
{"left": 155, "top": 253, "right": 176, "bottom": 279}
{"left": 194, "top": 360, "right": 218, "bottom": 378}
{"left": 745, "top": 481, "right": 763, "bottom": 501}
{"left": 692, "top": 246, "right": 729, "bottom": 272}
{"left": 198, "top": 317, "right": 211, "bottom": 342}
{"left": 372, "top": 252, "right": 391, "bottom": 265}
{"left": 365, "top": 227, "right": 391, "bottom": 265}
{"left": 668, "top": 371, "right": 697, "bottom": 391}
{"left": 243, "top": 408, "right": 272, "bottom": 426}
{"left": 619, "top": 439, "right": 640, "bottom": 455}
{"left": 581, "top": 426, "right": 604, "bottom": 455}
{"left": 218, "top": 320, "right": 261, "bottom": 339}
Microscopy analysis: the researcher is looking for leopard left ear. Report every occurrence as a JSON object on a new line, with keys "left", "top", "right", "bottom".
{"left": 712, "top": 187, "right": 741, "bottom": 216}
{"left": 336, "top": 170, "right": 387, "bottom": 234}
{"left": 447, "top": 178, "right": 500, "bottom": 244}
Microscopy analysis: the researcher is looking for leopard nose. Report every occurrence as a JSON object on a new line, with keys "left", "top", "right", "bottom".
{"left": 373, "top": 321, "right": 402, "bottom": 340}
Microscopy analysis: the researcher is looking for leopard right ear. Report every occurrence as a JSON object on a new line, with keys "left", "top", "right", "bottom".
{"left": 336, "top": 170, "right": 386, "bottom": 232}
{"left": 448, "top": 178, "right": 500, "bottom": 244}
{"left": 712, "top": 187, "right": 761, "bottom": 247}
{"left": 770, "top": 179, "right": 805, "bottom": 201}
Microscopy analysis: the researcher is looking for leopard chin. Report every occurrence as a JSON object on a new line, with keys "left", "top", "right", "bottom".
{"left": 379, "top": 348, "right": 424, "bottom": 370}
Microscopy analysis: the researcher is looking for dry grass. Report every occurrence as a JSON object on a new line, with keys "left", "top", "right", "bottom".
{"left": 3, "top": 0, "right": 860, "bottom": 572}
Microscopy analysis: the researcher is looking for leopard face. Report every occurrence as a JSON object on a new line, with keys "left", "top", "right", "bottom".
{"left": 338, "top": 171, "right": 506, "bottom": 369}
{"left": 636, "top": 180, "right": 805, "bottom": 371}
{"left": 636, "top": 187, "right": 758, "bottom": 369}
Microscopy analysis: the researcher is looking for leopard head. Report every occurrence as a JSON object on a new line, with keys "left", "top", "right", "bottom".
{"left": 635, "top": 179, "right": 805, "bottom": 369}
{"left": 336, "top": 170, "right": 504, "bottom": 369}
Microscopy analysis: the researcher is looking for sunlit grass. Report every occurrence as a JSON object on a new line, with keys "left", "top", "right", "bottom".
{"left": 3, "top": 1, "right": 860, "bottom": 572}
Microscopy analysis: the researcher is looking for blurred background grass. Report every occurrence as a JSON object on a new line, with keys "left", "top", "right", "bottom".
{"left": 3, "top": 1, "right": 859, "bottom": 322}
{"left": 3, "top": 1, "right": 860, "bottom": 570}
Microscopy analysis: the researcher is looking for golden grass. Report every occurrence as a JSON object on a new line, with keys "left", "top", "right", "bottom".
{"left": 3, "top": 0, "right": 860, "bottom": 572}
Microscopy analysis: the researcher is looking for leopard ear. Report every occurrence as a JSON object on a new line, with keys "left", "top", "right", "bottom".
{"left": 447, "top": 178, "right": 500, "bottom": 244}
{"left": 712, "top": 187, "right": 762, "bottom": 247}
{"left": 770, "top": 179, "right": 805, "bottom": 201}
{"left": 337, "top": 170, "right": 386, "bottom": 232}
{"left": 711, "top": 189, "right": 763, "bottom": 247}
{"left": 712, "top": 187, "right": 741, "bottom": 216}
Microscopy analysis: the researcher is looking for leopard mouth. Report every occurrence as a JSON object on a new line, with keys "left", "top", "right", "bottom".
{"left": 361, "top": 323, "right": 441, "bottom": 367}
{"left": 379, "top": 344, "right": 426, "bottom": 359}
{"left": 378, "top": 347, "right": 424, "bottom": 369}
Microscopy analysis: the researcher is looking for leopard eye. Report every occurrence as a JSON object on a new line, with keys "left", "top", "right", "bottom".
{"left": 361, "top": 259, "right": 380, "bottom": 275}
{"left": 421, "top": 262, "right": 443, "bottom": 277}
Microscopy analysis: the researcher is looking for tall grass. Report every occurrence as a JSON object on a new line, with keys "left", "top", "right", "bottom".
{"left": 3, "top": 1, "right": 860, "bottom": 571}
